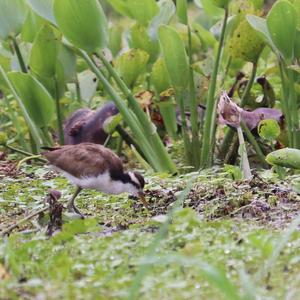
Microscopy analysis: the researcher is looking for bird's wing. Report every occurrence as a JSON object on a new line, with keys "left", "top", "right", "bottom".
{"left": 43, "top": 143, "right": 123, "bottom": 178}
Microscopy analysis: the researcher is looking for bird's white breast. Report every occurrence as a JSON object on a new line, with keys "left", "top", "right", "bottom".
{"left": 57, "top": 169, "right": 137, "bottom": 195}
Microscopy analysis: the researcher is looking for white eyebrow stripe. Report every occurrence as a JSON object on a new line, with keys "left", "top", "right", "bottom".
{"left": 129, "top": 172, "right": 140, "bottom": 187}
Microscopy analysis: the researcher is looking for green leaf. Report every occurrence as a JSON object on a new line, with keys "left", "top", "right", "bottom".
{"left": 158, "top": 25, "right": 189, "bottom": 92}
{"left": 58, "top": 45, "right": 77, "bottom": 82}
{"left": 53, "top": 0, "right": 108, "bottom": 53}
{"left": 21, "top": 9, "right": 45, "bottom": 42}
{"left": 103, "top": 113, "right": 123, "bottom": 134}
{"left": 0, "top": 0, "right": 28, "bottom": 40}
{"left": 267, "top": 0, "right": 297, "bottom": 60}
{"left": 194, "top": 0, "right": 223, "bottom": 19}
{"left": 109, "top": 26, "right": 123, "bottom": 57}
{"left": 148, "top": 0, "right": 176, "bottom": 39}
{"left": 151, "top": 58, "right": 171, "bottom": 94}
{"left": 176, "top": 0, "right": 188, "bottom": 25}
{"left": 258, "top": 119, "right": 280, "bottom": 141}
{"left": 30, "top": 24, "right": 59, "bottom": 77}
{"left": 266, "top": 148, "right": 300, "bottom": 169}
{"left": 192, "top": 22, "right": 217, "bottom": 49}
{"left": 294, "top": 30, "right": 300, "bottom": 59}
{"left": 211, "top": 0, "right": 231, "bottom": 8}
{"left": 25, "top": 0, "right": 56, "bottom": 24}
{"left": 246, "top": 15, "right": 276, "bottom": 50}
{"left": 109, "top": 0, "right": 159, "bottom": 25}
{"left": 115, "top": 49, "right": 149, "bottom": 88}
{"left": 8, "top": 72, "right": 55, "bottom": 127}
{"left": 129, "top": 23, "right": 159, "bottom": 63}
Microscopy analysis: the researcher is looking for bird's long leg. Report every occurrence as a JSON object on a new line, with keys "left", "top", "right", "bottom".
{"left": 67, "top": 186, "right": 84, "bottom": 218}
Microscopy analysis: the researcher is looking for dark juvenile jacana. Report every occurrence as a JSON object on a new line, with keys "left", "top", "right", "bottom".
{"left": 42, "top": 143, "right": 148, "bottom": 217}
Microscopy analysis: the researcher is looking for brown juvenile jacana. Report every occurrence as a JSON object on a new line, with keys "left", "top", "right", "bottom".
{"left": 42, "top": 143, "right": 148, "bottom": 218}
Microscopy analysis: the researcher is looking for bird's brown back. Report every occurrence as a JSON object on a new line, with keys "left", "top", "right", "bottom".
{"left": 42, "top": 143, "right": 124, "bottom": 178}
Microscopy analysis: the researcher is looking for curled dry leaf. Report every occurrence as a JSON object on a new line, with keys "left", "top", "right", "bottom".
{"left": 218, "top": 91, "right": 242, "bottom": 128}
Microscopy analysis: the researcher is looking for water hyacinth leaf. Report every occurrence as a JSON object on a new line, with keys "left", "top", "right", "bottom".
{"left": 33, "top": 60, "right": 65, "bottom": 99}
{"left": 58, "top": 44, "right": 77, "bottom": 82}
{"left": 26, "top": 0, "right": 56, "bottom": 25}
{"left": 109, "top": 26, "right": 122, "bottom": 57}
{"left": 266, "top": 0, "right": 297, "bottom": 60}
{"left": 129, "top": 23, "right": 159, "bottom": 63}
{"left": 258, "top": 119, "right": 281, "bottom": 141}
{"left": 246, "top": 15, "right": 276, "bottom": 51}
{"left": 0, "top": 0, "right": 28, "bottom": 40}
{"left": 211, "top": 0, "right": 231, "bottom": 9}
{"left": 158, "top": 25, "right": 189, "bottom": 92}
{"left": 151, "top": 58, "right": 171, "bottom": 94}
{"left": 53, "top": 0, "right": 108, "bottom": 53}
{"left": 115, "top": 49, "right": 149, "bottom": 88}
{"left": 8, "top": 72, "right": 55, "bottom": 127}
{"left": 266, "top": 148, "right": 300, "bottom": 169}
{"left": 30, "top": 24, "right": 59, "bottom": 77}
{"left": 294, "top": 30, "right": 300, "bottom": 60}
{"left": 148, "top": 0, "right": 176, "bottom": 40}
{"left": 228, "top": 18, "right": 265, "bottom": 63}
{"left": 21, "top": 9, "right": 45, "bottom": 42}
{"left": 109, "top": 0, "right": 159, "bottom": 26}
{"left": 176, "top": 0, "right": 188, "bottom": 25}
{"left": 194, "top": 0, "right": 223, "bottom": 18}
{"left": 192, "top": 23, "right": 217, "bottom": 49}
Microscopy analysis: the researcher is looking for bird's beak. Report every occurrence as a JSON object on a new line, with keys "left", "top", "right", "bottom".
{"left": 138, "top": 191, "right": 149, "bottom": 209}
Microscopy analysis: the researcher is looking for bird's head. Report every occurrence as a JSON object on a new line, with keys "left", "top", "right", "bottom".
{"left": 128, "top": 171, "right": 148, "bottom": 209}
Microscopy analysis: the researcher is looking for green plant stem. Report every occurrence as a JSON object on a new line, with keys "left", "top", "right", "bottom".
{"left": 75, "top": 75, "right": 81, "bottom": 103}
{"left": 220, "top": 61, "right": 258, "bottom": 158}
{"left": 11, "top": 36, "right": 27, "bottom": 73}
{"left": 54, "top": 77, "right": 64, "bottom": 144}
{"left": 240, "top": 62, "right": 258, "bottom": 107}
{"left": 0, "top": 66, "right": 42, "bottom": 149}
{"left": 287, "top": 68, "right": 300, "bottom": 148}
{"left": 79, "top": 50, "right": 165, "bottom": 172}
{"left": 279, "top": 61, "right": 293, "bottom": 146}
{"left": 188, "top": 24, "right": 200, "bottom": 168}
{"left": 240, "top": 122, "right": 266, "bottom": 164}
{"left": 200, "top": 8, "right": 229, "bottom": 168}
{"left": 95, "top": 50, "right": 177, "bottom": 174}
{"left": 237, "top": 126, "right": 252, "bottom": 180}
{"left": 176, "top": 92, "right": 191, "bottom": 164}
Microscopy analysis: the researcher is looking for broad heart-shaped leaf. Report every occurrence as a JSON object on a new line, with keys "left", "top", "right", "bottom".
{"left": 21, "top": 9, "right": 45, "bottom": 43}
{"left": 115, "top": 49, "right": 149, "bottom": 88}
{"left": 109, "top": 0, "right": 159, "bottom": 26}
{"left": 158, "top": 25, "right": 189, "bottom": 92}
{"left": 267, "top": 0, "right": 297, "bottom": 61}
{"left": 8, "top": 72, "right": 55, "bottom": 127}
{"left": 30, "top": 24, "right": 59, "bottom": 77}
{"left": 25, "top": 0, "right": 56, "bottom": 25}
{"left": 246, "top": 15, "right": 276, "bottom": 51}
{"left": 58, "top": 45, "right": 77, "bottom": 82}
{"left": 0, "top": 0, "right": 28, "bottom": 40}
{"left": 53, "top": 0, "right": 108, "bottom": 53}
